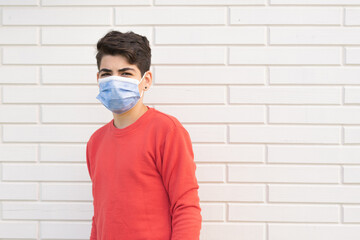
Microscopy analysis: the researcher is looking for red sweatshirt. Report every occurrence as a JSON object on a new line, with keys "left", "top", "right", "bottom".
{"left": 86, "top": 106, "right": 202, "bottom": 240}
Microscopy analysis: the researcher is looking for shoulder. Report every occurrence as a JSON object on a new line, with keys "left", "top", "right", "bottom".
{"left": 149, "top": 108, "right": 191, "bottom": 143}
{"left": 151, "top": 107, "right": 185, "bottom": 132}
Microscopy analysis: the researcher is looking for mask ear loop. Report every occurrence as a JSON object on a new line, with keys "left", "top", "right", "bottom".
{"left": 138, "top": 71, "right": 147, "bottom": 98}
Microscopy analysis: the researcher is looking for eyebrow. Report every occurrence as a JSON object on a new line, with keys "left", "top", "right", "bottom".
{"left": 99, "top": 67, "right": 136, "bottom": 73}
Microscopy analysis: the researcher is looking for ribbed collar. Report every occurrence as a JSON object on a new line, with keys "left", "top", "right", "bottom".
{"left": 109, "top": 105, "right": 154, "bottom": 137}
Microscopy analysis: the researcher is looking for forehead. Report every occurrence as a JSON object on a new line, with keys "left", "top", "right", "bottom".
{"left": 100, "top": 55, "right": 140, "bottom": 72}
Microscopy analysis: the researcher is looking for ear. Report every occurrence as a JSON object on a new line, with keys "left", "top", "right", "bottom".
{"left": 144, "top": 71, "right": 153, "bottom": 90}
{"left": 96, "top": 71, "right": 99, "bottom": 83}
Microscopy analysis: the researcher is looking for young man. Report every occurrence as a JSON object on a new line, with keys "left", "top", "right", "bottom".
{"left": 86, "top": 30, "right": 202, "bottom": 240}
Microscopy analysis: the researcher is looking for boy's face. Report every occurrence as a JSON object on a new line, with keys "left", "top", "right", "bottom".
{"left": 96, "top": 54, "right": 152, "bottom": 99}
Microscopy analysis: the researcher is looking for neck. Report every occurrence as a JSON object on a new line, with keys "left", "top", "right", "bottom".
{"left": 112, "top": 102, "right": 148, "bottom": 129}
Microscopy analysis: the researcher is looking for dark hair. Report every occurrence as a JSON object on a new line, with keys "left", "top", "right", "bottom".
{"left": 96, "top": 30, "right": 151, "bottom": 76}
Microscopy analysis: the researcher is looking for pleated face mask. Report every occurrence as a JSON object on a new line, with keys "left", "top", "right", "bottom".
{"left": 96, "top": 71, "right": 147, "bottom": 114}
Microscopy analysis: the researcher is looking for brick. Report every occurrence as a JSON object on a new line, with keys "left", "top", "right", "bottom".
{"left": 0, "top": 27, "right": 38, "bottom": 44}
{"left": 3, "top": 163, "right": 89, "bottom": 181}
{"left": 344, "top": 127, "right": 360, "bottom": 143}
{"left": 41, "top": 183, "right": 92, "bottom": 200}
{"left": 3, "top": 124, "right": 100, "bottom": 143}
{"left": 229, "top": 165, "right": 339, "bottom": 183}
{"left": 271, "top": 0, "right": 360, "bottom": 4}
{"left": 0, "top": 105, "right": 38, "bottom": 123}
{"left": 229, "top": 204, "right": 339, "bottom": 222}
{"left": 269, "top": 224, "right": 360, "bottom": 240}
{"left": 230, "top": 86, "right": 341, "bottom": 104}
{"left": 270, "top": 67, "right": 360, "bottom": 84}
{"left": 155, "top": 26, "right": 265, "bottom": 44}
{"left": 268, "top": 146, "right": 360, "bottom": 164}
{"left": 269, "top": 184, "right": 360, "bottom": 203}
{"left": 200, "top": 223, "right": 265, "bottom": 240}
{"left": 154, "top": 66, "right": 265, "bottom": 85}
{"left": 196, "top": 164, "right": 225, "bottom": 182}
{"left": 345, "top": 87, "right": 360, "bottom": 104}
{"left": 3, "top": 8, "right": 111, "bottom": 25}
{"left": 0, "top": 144, "right": 37, "bottom": 162}
{"left": 3, "top": 46, "right": 96, "bottom": 64}
{"left": 344, "top": 166, "right": 360, "bottom": 183}
{"left": 0, "top": 87, "right": 3, "bottom": 103}
{"left": 271, "top": 27, "right": 360, "bottom": 45}
{"left": 3, "top": 86, "right": 98, "bottom": 103}
{"left": 42, "top": 66, "right": 98, "bottom": 84}
{"left": 40, "top": 144, "right": 86, "bottom": 162}
{"left": 154, "top": 105, "right": 265, "bottom": 123}
{"left": 0, "top": 66, "right": 38, "bottom": 84}
{"left": 199, "top": 184, "right": 265, "bottom": 201}
{"left": 0, "top": 183, "right": 37, "bottom": 200}
{"left": 344, "top": 206, "right": 360, "bottom": 223}
{"left": 193, "top": 144, "right": 265, "bottom": 163}
{"left": 42, "top": 105, "right": 112, "bottom": 123}
{"left": 229, "top": 125, "right": 340, "bottom": 144}
{"left": 346, "top": 47, "right": 360, "bottom": 64}
{"left": 183, "top": 125, "right": 227, "bottom": 143}
{"left": 146, "top": 86, "right": 226, "bottom": 104}
{"left": 41, "top": 221, "right": 93, "bottom": 239}
{"left": 42, "top": 0, "right": 151, "bottom": 6}
{"left": 155, "top": 0, "right": 265, "bottom": 5}
{"left": 229, "top": 47, "right": 341, "bottom": 65}
{"left": 269, "top": 106, "right": 360, "bottom": 124}
{"left": 0, "top": 0, "right": 37, "bottom": 5}
{"left": 199, "top": 203, "right": 225, "bottom": 221}
{"left": 42, "top": 27, "right": 151, "bottom": 45}
{"left": 152, "top": 47, "right": 226, "bottom": 65}
{"left": 0, "top": 222, "right": 37, "bottom": 239}
{"left": 2, "top": 202, "right": 92, "bottom": 219}
{"left": 345, "top": 8, "right": 360, "bottom": 25}
{"left": 230, "top": 7, "right": 341, "bottom": 25}
{"left": 115, "top": 7, "right": 226, "bottom": 25}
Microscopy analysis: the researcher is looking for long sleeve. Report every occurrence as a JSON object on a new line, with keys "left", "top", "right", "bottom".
{"left": 159, "top": 125, "right": 202, "bottom": 240}
{"left": 86, "top": 140, "right": 97, "bottom": 240}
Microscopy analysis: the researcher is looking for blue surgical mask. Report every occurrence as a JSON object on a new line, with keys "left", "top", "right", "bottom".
{"left": 96, "top": 72, "right": 147, "bottom": 114}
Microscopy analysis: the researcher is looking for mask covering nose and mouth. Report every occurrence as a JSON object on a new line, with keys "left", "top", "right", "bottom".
{"left": 96, "top": 72, "right": 147, "bottom": 114}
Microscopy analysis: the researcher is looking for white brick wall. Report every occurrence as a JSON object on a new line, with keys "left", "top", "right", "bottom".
{"left": 0, "top": 0, "right": 359, "bottom": 239}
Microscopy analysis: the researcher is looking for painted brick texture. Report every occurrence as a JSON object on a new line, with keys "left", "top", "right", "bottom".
{"left": 0, "top": 1, "right": 359, "bottom": 239}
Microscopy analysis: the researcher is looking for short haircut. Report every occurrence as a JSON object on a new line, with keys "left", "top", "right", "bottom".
{"left": 96, "top": 30, "right": 151, "bottom": 76}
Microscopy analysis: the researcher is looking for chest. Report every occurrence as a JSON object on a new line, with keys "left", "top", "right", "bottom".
{"left": 91, "top": 133, "right": 160, "bottom": 187}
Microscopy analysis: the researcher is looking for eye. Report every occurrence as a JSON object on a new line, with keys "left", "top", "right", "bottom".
{"left": 101, "top": 73, "right": 110, "bottom": 77}
{"left": 122, "top": 72, "right": 131, "bottom": 76}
